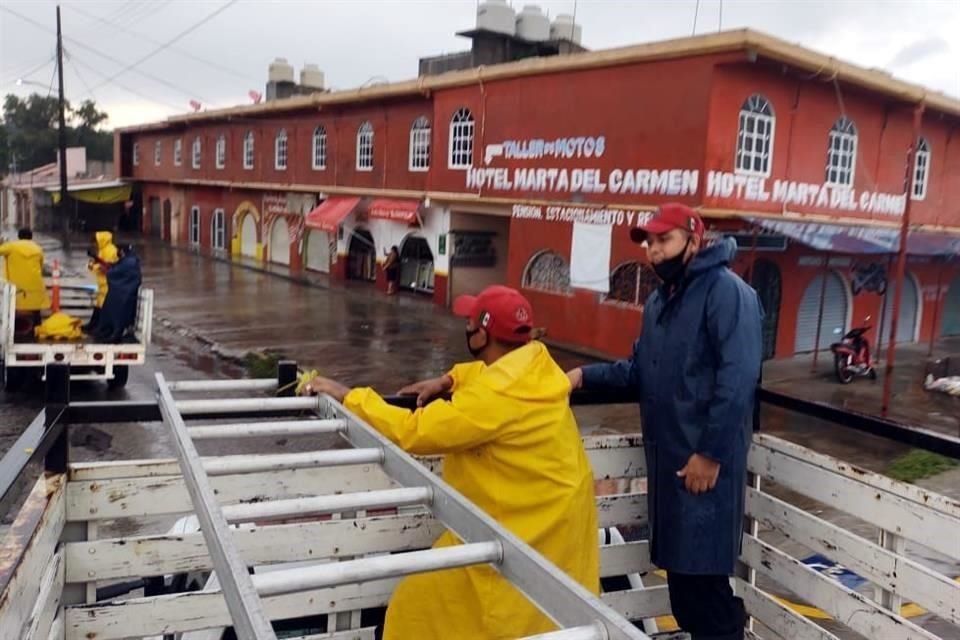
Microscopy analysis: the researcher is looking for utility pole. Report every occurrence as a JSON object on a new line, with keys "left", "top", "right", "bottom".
{"left": 56, "top": 5, "right": 70, "bottom": 249}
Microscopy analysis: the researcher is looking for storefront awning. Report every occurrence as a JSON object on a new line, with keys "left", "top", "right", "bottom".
{"left": 305, "top": 196, "right": 361, "bottom": 232}
{"left": 368, "top": 198, "right": 421, "bottom": 224}
{"left": 745, "top": 217, "right": 960, "bottom": 257}
{"left": 47, "top": 180, "right": 131, "bottom": 205}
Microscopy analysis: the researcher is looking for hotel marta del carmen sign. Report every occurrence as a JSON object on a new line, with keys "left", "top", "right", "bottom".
{"left": 466, "top": 135, "right": 907, "bottom": 217}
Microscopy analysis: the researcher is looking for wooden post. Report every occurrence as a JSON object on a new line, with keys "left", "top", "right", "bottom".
{"left": 882, "top": 103, "right": 925, "bottom": 417}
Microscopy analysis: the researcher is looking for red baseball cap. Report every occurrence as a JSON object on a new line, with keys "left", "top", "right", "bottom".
{"left": 630, "top": 203, "right": 704, "bottom": 244}
{"left": 452, "top": 285, "right": 535, "bottom": 344}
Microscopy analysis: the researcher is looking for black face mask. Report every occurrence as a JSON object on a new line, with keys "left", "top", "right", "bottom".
{"left": 652, "top": 239, "right": 690, "bottom": 286}
{"left": 465, "top": 327, "right": 487, "bottom": 358}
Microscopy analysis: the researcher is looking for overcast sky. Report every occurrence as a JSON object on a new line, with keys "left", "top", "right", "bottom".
{"left": 1, "top": 0, "right": 957, "bottom": 129}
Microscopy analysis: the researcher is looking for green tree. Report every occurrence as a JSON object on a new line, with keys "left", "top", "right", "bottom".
{"left": 0, "top": 93, "right": 114, "bottom": 176}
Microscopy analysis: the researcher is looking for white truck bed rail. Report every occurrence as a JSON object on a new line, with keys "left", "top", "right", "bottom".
{"left": 0, "top": 280, "right": 153, "bottom": 383}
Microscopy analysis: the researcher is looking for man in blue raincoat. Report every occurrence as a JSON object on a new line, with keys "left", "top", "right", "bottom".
{"left": 568, "top": 203, "right": 762, "bottom": 640}
{"left": 93, "top": 244, "right": 142, "bottom": 343}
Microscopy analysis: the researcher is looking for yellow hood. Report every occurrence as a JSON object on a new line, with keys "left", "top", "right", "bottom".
{"left": 478, "top": 341, "right": 571, "bottom": 401}
{"left": 95, "top": 231, "right": 113, "bottom": 249}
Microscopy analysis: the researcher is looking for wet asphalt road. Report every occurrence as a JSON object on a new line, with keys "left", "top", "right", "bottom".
{"left": 1, "top": 234, "right": 957, "bottom": 638}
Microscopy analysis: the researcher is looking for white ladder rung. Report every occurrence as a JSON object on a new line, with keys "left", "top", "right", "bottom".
{"left": 202, "top": 448, "right": 382, "bottom": 476}
{"left": 188, "top": 419, "right": 346, "bottom": 440}
{"left": 254, "top": 541, "right": 502, "bottom": 596}
{"left": 222, "top": 486, "right": 432, "bottom": 523}
{"left": 176, "top": 396, "right": 321, "bottom": 415}
{"left": 168, "top": 378, "right": 279, "bottom": 392}
{"left": 520, "top": 624, "right": 607, "bottom": 640}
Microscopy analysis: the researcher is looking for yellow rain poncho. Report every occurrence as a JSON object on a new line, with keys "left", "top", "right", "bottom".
{"left": 343, "top": 341, "right": 599, "bottom": 639}
{"left": 89, "top": 231, "right": 118, "bottom": 307}
{"left": 0, "top": 239, "right": 50, "bottom": 311}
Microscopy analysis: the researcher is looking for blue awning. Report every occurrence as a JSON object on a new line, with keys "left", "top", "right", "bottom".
{"left": 745, "top": 217, "right": 960, "bottom": 257}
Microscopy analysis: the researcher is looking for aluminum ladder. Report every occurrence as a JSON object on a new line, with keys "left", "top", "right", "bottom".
{"left": 156, "top": 370, "right": 650, "bottom": 640}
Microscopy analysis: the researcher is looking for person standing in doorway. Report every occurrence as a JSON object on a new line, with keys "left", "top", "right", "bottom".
{"left": 383, "top": 245, "right": 401, "bottom": 295}
{"left": 567, "top": 203, "right": 763, "bottom": 640}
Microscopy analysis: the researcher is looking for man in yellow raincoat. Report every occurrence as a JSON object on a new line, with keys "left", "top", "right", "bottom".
{"left": 85, "top": 230, "right": 118, "bottom": 331}
{"left": 301, "top": 285, "right": 599, "bottom": 639}
{"left": 0, "top": 229, "right": 51, "bottom": 334}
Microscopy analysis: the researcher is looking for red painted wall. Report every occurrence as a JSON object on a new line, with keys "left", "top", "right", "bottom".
{"left": 704, "top": 63, "right": 960, "bottom": 226}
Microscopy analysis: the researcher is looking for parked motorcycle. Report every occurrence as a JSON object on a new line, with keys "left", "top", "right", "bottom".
{"left": 829, "top": 318, "right": 878, "bottom": 384}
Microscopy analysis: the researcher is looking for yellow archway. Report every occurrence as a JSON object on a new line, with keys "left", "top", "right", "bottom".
{"left": 231, "top": 201, "right": 263, "bottom": 261}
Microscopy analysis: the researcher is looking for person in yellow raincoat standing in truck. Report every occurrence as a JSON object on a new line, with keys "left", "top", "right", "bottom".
{"left": 301, "top": 285, "right": 600, "bottom": 640}
{"left": 0, "top": 228, "right": 50, "bottom": 334}
{"left": 85, "top": 230, "right": 118, "bottom": 331}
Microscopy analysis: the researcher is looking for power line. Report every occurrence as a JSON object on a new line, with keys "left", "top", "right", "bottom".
{"left": 88, "top": 0, "right": 239, "bottom": 93}
{"left": 66, "top": 51, "right": 98, "bottom": 103}
{"left": 46, "top": 57, "right": 58, "bottom": 98}
{"left": 692, "top": 0, "right": 700, "bottom": 36}
{"left": 0, "top": 4, "right": 209, "bottom": 104}
{"left": 1, "top": 54, "right": 55, "bottom": 85}
{"left": 66, "top": 1, "right": 255, "bottom": 81}
{"left": 69, "top": 53, "right": 185, "bottom": 113}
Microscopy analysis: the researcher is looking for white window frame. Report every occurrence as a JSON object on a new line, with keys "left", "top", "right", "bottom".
{"left": 408, "top": 116, "right": 431, "bottom": 172}
{"left": 215, "top": 134, "right": 226, "bottom": 169}
{"left": 356, "top": 121, "right": 374, "bottom": 171}
{"left": 211, "top": 208, "right": 226, "bottom": 250}
{"left": 825, "top": 116, "right": 857, "bottom": 188}
{"left": 191, "top": 136, "right": 202, "bottom": 169}
{"left": 448, "top": 108, "right": 474, "bottom": 169}
{"left": 312, "top": 126, "right": 327, "bottom": 170}
{"left": 243, "top": 131, "right": 255, "bottom": 170}
{"left": 189, "top": 206, "right": 201, "bottom": 246}
{"left": 174, "top": 138, "right": 183, "bottom": 166}
{"left": 274, "top": 128, "right": 288, "bottom": 170}
{"left": 132, "top": 143, "right": 140, "bottom": 166}
{"left": 154, "top": 140, "right": 162, "bottom": 166}
{"left": 912, "top": 137, "right": 931, "bottom": 201}
{"left": 735, "top": 95, "right": 775, "bottom": 177}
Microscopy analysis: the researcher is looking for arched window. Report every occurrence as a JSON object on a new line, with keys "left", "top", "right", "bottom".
{"left": 448, "top": 108, "right": 474, "bottom": 169}
{"left": 825, "top": 116, "right": 857, "bottom": 187}
{"left": 154, "top": 140, "right": 162, "bottom": 166}
{"left": 243, "top": 131, "right": 255, "bottom": 169}
{"left": 191, "top": 136, "right": 202, "bottom": 169}
{"left": 215, "top": 134, "right": 226, "bottom": 169}
{"left": 606, "top": 261, "right": 660, "bottom": 306}
{"left": 522, "top": 251, "right": 571, "bottom": 294}
{"left": 274, "top": 129, "right": 288, "bottom": 170}
{"left": 356, "top": 121, "right": 374, "bottom": 170}
{"left": 409, "top": 116, "right": 431, "bottom": 171}
{"left": 312, "top": 126, "right": 327, "bottom": 170}
{"left": 735, "top": 95, "right": 775, "bottom": 176}
{"left": 912, "top": 137, "right": 931, "bottom": 201}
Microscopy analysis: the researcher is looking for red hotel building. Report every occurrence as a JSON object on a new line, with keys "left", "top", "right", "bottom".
{"left": 116, "top": 29, "right": 960, "bottom": 361}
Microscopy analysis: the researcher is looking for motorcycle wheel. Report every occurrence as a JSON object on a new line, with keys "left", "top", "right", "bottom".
{"left": 834, "top": 354, "right": 855, "bottom": 384}
{"left": 868, "top": 368, "right": 878, "bottom": 381}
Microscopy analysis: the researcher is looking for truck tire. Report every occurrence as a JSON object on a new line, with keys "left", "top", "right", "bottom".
{"left": 107, "top": 365, "right": 129, "bottom": 390}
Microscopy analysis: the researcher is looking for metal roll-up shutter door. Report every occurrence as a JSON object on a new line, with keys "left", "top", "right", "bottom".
{"left": 941, "top": 276, "right": 960, "bottom": 336}
{"left": 305, "top": 230, "right": 331, "bottom": 273}
{"left": 879, "top": 275, "right": 919, "bottom": 345}
{"left": 241, "top": 215, "right": 257, "bottom": 258}
{"left": 795, "top": 271, "right": 847, "bottom": 353}
{"left": 270, "top": 217, "right": 290, "bottom": 265}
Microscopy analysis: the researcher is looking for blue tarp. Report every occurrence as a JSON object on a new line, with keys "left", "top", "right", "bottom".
{"left": 745, "top": 217, "right": 960, "bottom": 257}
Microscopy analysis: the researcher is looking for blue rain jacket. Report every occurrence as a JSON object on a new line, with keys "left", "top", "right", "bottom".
{"left": 95, "top": 252, "right": 142, "bottom": 342}
{"left": 582, "top": 237, "right": 762, "bottom": 575}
